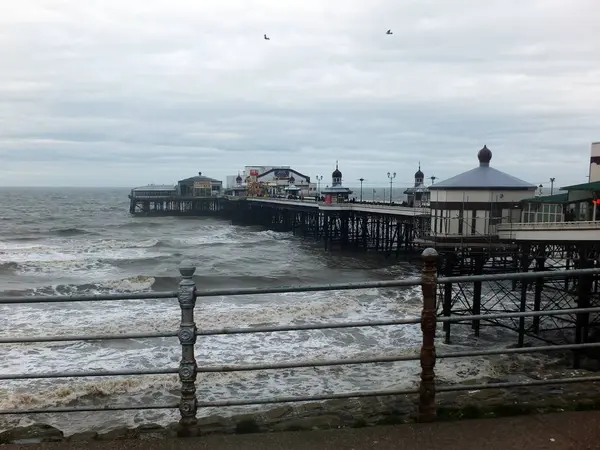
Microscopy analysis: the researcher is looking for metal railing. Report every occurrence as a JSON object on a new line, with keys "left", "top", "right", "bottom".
{"left": 2, "top": 249, "right": 600, "bottom": 436}
{"left": 497, "top": 220, "right": 600, "bottom": 231}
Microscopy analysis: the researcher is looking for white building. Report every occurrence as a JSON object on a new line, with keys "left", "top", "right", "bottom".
{"left": 256, "top": 167, "right": 316, "bottom": 197}
{"left": 227, "top": 166, "right": 317, "bottom": 197}
{"left": 428, "top": 146, "right": 536, "bottom": 238}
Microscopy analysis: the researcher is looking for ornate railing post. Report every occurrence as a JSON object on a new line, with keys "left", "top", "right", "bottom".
{"left": 177, "top": 260, "right": 198, "bottom": 436}
{"left": 419, "top": 248, "right": 438, "bottom": 422}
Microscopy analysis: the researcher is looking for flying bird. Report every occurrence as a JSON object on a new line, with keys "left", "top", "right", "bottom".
{"left": 386, "top": 29, "right": 393, "bottom": 35}
{"left": 264, "top": 34, "right": 270, "bottom": 40}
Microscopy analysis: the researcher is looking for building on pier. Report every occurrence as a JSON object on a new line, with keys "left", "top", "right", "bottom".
{"left": 321, "top": 162, "right": 353, "bottom": 203}
{"left": 130, "top": 184, "right": 177, "bottom": 198}
{"left": 519, "top": 193, "right": 567, "bottom": 223}
{"left": 178, "top": 173, "right": 223, "bottom": 197}
{"left": 256, "top": 168, "right": 315, "bottom": 197}
{"left": 229, "top": 166, "right": 317, "bottom": 197}
{"left": 404, "top": 163, "right": 430, "bottom": 207}
{"left": 428, "top": 145, "right": 536, "bottom": 239}
{"left": 225, "top": 173, "right": 247, "bottom": 197}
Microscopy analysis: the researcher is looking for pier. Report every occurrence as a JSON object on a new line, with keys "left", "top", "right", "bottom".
{"left": 230, "top": 197, "right": 430, "bottom": 255}
{"left": 125, "top": 146, "right": 600, "bottom": 349}
{"left": 2, "top": 251, "right": 600, "bottom": 445}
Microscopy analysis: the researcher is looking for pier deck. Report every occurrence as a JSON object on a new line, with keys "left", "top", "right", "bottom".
{"left": 246, "top": 197, "right": 431, "bottom": 217}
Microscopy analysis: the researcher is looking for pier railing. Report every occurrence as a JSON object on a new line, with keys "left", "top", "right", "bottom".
{"left": 2, "top": 249, "right": 600, "bottom": 436}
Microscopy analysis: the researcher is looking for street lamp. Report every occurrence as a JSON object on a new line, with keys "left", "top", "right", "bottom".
{"left": 316, "top": 175, "right": 323, "bottom": 195}
{"left": 430, "top": 176, "right": 437, "bottom": 185}
{"left": 358, "top": 178, "right": 365, "bottom": 202}
{"left": 387, "top": 172, "right": 396, "bottom": 204}
{"left": 550, "top": 177, "right": 555, "bottom": 195}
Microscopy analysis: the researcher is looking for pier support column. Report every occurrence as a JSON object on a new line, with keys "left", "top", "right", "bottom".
{"left": 443, "top": 252, "right": 455, "bottom": 344}
{"left": 533, "top": 253, "right": 545, "bottom": 335}
{"left": 517, "top": 246, "right": 530, "bottom": 348}
{"left": 323, "top": 213, "right": 330, "bottom": 251}
{"left": 574, "top": 248, "right": 593, "bottom": 369}
{"left": 472, "top": 255, "right": 484, "bottom": 337}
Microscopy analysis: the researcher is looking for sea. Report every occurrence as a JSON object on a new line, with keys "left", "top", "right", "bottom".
{"left": 0, "top": 187, "right": 556, "bottom": 435}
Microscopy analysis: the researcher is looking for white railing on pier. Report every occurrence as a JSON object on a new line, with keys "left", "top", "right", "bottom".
{"left": 497, "top": 221, "right": 600, "bottom": 241}
{"left": 246, "top": 198, "right": 430, "bottom": 217}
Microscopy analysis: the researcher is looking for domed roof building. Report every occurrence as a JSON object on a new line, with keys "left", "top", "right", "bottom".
{"left": 321, "top": 161, "right": 352, "bottom": 203}
{"left": 404, "top": 162, "right": 430, "bottom": 207}
{"left": 428, "top": 146, "right": 536, "bottom": 239}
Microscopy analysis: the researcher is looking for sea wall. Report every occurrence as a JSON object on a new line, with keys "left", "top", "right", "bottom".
{"left": 2, "top": 368, "right": 600, "bottom": 444}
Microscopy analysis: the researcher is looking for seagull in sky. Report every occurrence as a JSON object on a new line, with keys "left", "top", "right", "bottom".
{"left": 264, "top": 34, "right": 270, "bottom": 40}
{"left": 386, "top": 29, "right": 393, "bottom": 35}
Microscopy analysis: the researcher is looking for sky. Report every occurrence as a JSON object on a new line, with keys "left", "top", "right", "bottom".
{"left": 1, "top": 0, "right": 599, "bottom": 189}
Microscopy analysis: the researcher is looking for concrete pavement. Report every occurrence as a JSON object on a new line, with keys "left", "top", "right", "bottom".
{"left": 3, "top": 410, "right": 600, "bottom": 450}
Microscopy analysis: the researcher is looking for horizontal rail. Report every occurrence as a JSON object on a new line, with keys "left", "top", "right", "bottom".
{"left": 0, "top": 331, "right": 178, "bottom": 344}
{"left": 6, "top": 341, "right": 600, "bottom": 382}
{"left": 198, "top": 317, "right": 421, "bottom": 336}
{"left": 196, "top": 388, "right": 420, "bottom": 408}
{"left": 0, "top": 368, "right": 178, "bottom": 381}
{"left": 0, "top": 291, "right": 177, "bottom": 305}
{"left": 3, "top": 375, "right": 599, "bottom": 415}
{"left": 197, "top": 354, "right": 422, "bottom": 373}
{"left": 194, "top": 278, "right": 423, "bottom": 298}
{"left": 0, "top": 403, "right": 179, "bottom": 416}
{"left": 2, "top": 268, "right": 599, "bottom": 305}
{"left": 437, "top": 375, "right": 600, "bottom": 393}
{"left": 439, "top": 306, "right": 600, "bottom": 325}
{"left": 438, "top": 342, "right": 600, "bottom": 359}
{"left": 3, "top": 307, "right": 600, "bottom": 344}
{"left": 437, "top": 267, "right": 600, "bottom": 285}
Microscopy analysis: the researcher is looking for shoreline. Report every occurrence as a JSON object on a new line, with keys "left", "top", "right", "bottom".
{"left": 2, "top": 364, "right": 600, "bottom": 444}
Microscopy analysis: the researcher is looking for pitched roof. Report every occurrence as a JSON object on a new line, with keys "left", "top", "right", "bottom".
{"left": 521, "top": 193, "right": 568, "bottom": 204}
{"left": 178, "top": 175, "right": 222, "bottom": 184}
{"left": 560, "top": 180, "right": 600, "bottom": 191}
{"left": 429, "top": 146, "right": 536, "bottom": 190}
{"left": 257, "top": 167, "right": 310, "bottom": 182}
{"left": 429, "top": 166, "right": 536, "bottom": 190}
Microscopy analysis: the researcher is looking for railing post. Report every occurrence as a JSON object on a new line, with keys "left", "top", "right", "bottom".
{"left": 419, "top": 247, "right": 438, "bottom": 422}
{"left": 177, "top": 260, "right": 198, "bottom": 436}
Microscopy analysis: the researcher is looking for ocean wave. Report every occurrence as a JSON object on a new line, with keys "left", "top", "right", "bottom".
{"left": 0, "top": 261, "right": 18, "bottom": 274}
{"left": 49, "top": 227, "right": 93, "bottom": 237}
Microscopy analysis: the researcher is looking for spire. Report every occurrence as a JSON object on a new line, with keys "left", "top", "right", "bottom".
{"left": 336, "top": 160, "right": 339, "bottom": 170}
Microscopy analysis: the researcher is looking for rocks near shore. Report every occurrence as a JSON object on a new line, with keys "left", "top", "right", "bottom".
{"left": 2, "top": 370, "right": 600, "bottom": 444}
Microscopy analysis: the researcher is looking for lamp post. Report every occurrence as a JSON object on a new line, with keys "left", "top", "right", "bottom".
{"left": 316, "top": 175, "right": 323, "bottom": 195}
{"left": 359, "top": 178, "right": 365, "bottom": 202}
{"left": 387, "top": 172, "right": 396, "bottom": 204}
{"left": 550, "top": 177, "right": 555, "bottom": 195}
{"left": 430, "top": 176, "right": 436, "bottom": 185}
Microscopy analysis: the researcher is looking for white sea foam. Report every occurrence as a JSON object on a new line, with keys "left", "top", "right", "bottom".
{"left": 0, "top": 211, "right": 561, "bottom": 436}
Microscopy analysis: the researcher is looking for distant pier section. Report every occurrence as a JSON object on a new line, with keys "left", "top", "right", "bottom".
{"left": 128, "top": 172, "right": 226, "bottom": 216}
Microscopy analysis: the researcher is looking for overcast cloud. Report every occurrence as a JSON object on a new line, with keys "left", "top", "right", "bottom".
{"left": 1, "top": 0, "right": 599, "bottom": 189}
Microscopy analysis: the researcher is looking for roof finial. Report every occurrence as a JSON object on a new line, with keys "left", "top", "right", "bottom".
{"left": 336, "top": 160, "right": 338, "bottom": 170}
{"left": 418, "top": 161, "right": 421, "bottom": 171}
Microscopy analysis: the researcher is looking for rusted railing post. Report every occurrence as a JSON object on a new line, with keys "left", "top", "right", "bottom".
{"left": 177, "top": 260, "right": 198, "bottom": 436}
{"left": 419, "top": 248, "right": 438, "bottom": 422}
